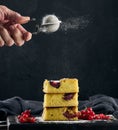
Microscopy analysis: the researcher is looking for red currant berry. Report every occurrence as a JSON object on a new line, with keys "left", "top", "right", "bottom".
{"left": 50, "top": 81, "right": 60, "bottom": 88}
{"left": 87, "top": 107, "right": 93, "bottom": 112}
{"left": 19, "top": 116, "right": 27, "bottom": 123}
{"left": 27, "top": 117, "right": 36, "bottom": 123}
{"left": 88, "top": 115, "right": 94, "bottom": 120}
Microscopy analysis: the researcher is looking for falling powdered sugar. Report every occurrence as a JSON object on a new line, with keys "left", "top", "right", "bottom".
{"left": 60, "top": 15, "right": 90, "bottom": 32}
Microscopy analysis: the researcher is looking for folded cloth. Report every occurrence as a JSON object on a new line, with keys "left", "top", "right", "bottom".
{"left": 0, "top": 94, "right": 118, "bottom": 120}
{"left": 79, "top": 94, "right": 118, "bottom": 118}
{"left": 0, "top": 96, "right": 43, "bottom": 120}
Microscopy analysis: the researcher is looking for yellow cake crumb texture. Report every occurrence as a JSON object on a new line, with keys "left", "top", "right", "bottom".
{"left": 43, "top": 78, "right": 79, "bottom": 93}
{"left": 42, "top": 107, "right": 78, "bottom": 121}
{"left": 43, "top": 93, "right": 78, "bottom": 107}
{"left": 42, "top": 78, "right": 79, "bottom": 121}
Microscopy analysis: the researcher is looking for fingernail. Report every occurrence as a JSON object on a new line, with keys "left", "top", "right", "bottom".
{"left": 17, "top": 16, "right": 30, "bottom": 24}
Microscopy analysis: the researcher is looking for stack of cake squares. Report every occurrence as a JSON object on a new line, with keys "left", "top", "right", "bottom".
{"left": 42, "top": 78, "right": 79, "bottom": 121}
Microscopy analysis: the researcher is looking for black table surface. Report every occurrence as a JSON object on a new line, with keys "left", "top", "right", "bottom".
{"left": 6, "top": 116, "right": 118, "bottom": 130}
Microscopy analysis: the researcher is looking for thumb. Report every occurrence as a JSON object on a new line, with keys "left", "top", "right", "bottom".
{"left": 13, "top": 14, "right": 30, "bottom": 24}
{"left": 5, "top": 7, "right": 30, "bottom": 24}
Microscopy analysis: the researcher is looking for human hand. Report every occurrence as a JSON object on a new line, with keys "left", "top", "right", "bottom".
{"left": 0, "top": 5, "right": 32, "bottom": 47}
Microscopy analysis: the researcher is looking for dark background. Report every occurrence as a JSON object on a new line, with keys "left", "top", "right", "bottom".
{"left": 0, "top": 0, "right": 118, "bottom": 101}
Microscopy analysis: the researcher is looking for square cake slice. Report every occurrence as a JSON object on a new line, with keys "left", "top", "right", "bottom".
{"left": 43, "top": 93, "right": 78, "bottom": 107}
{"left": 43, "top": 78, "right": 79, "bottom": 93}
{"left": 42, "top": 107, "right": 78, "bottom": 121}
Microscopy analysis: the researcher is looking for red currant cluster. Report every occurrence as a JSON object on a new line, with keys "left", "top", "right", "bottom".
{"left": 77, "top": 107, "right": 110, "bottom": 120}
{"left": 18, "top": 110, "right": 36, "bottom": 123}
